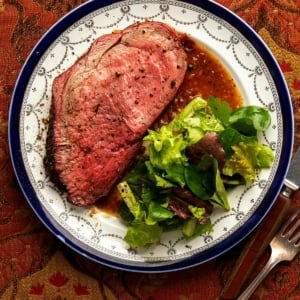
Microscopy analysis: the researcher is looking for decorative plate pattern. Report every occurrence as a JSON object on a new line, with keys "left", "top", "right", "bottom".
{"left": 9, "top": 0, "right": 293, "bottom": 272}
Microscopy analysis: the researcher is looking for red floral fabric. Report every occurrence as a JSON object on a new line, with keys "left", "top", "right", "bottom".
{"left": 1, "top": 0, "right": 300, "bottom": 299}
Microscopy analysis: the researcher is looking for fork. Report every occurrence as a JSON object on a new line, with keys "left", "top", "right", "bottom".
{"left": 237, "top": 208, "right": 300, "bottom": 300}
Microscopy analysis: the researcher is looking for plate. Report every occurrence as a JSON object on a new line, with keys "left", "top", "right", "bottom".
{"left": 8, "top": 0, "right": 293, "bottom": 272}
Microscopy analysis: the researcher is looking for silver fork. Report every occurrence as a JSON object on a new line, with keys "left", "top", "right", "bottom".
{"left": 237, "top": 208, "right": 300, "bottom": 300}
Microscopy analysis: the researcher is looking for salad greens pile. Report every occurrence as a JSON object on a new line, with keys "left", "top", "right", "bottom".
{"left": 117, "top": 96, "right": 274, "bottom": 248}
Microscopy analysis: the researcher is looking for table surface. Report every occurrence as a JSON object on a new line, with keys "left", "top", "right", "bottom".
{"left": 1, "top": 0, "right": 300, "bottom": 299}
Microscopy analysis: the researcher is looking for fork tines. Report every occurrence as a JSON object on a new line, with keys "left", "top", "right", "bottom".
{"left": 281, "top": 209, "right": 300, "bottom": 246}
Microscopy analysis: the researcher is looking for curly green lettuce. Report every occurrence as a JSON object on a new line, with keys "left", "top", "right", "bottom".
{"left": 117, "top": 96, "right": 274, "bottom": 248}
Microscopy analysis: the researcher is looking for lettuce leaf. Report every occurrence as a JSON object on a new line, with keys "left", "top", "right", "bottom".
{"left": 173, "top": 97, "right": 224, "bottom": 144}
{"left": 124, "top": 221, "right": 162, "bottom": 248}
{"left": 182, "top": 218, "right": 213, "bottom": 240}
{"left": 229, "top": 106, "right": 271, "bottom": 136}
{"left": 208, "top": 96, "right": 232, "bottom": 126}
{"left": 146, "top": 202, "right": 174, "bottom": 225}
{"left": 117, "top": 180, "right": 173, "bottom": 247}
{"left": 223, "top": 141, "right": 274, "bottom": 184}
{"left": 184, "top": 155, "right": 230, "bottom": 210}
{"left": 117, "top": 182, "right": 145, "bottom": 221}
{"left": 184, "top": 157, "right": 216, "bottom": 200}
{"left": 144, "top": 97, "right": 224, "bottom": 186}
{"left": 212, "top": 167, "right": 230, "bottom": 210}
{"left": 188, "top": 205, "right": 206, "bottom": 219}
{"left": 144, "top": 127, "right": 187, "bottom": 186}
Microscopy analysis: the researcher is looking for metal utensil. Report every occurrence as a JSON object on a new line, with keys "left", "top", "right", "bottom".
{"left": 237, "top": 208, "right": 300, "bottom": 300}
{"left": 282, "top": 147, "right": 300, "bottom": 198}
{"left": 221, "top": 147, "right": 300, "bottom": 299}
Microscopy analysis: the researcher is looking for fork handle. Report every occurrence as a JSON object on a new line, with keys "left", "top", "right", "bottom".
{"left": 236, "top": 257, "right": 279, "bottom": 300}
{"left": 221, "top": 195, "right": 290, "bottom": 299}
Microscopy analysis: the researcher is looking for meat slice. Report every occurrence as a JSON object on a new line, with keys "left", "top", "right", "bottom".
{"left": 46, "top": 21, "right": 187, "bottom": 206}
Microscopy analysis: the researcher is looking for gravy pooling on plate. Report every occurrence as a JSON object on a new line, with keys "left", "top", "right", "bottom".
{"left": 96, "top": 35, "right": 243, "bottom": 216}
{"left": 154, "top": 35, "right": 242, "bottom": 130}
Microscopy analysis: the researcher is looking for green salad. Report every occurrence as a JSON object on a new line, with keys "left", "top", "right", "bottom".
{"left": 117, "top": 96, "right": 274, "bottom": 248}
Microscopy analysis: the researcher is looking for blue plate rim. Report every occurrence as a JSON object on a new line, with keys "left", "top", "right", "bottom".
{"left": 8, "top": 0, "right": 294, "bottom": 272}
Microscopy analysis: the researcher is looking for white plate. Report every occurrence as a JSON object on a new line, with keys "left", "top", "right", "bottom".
{"left": 9, "top": 0, "right": 293, "bottom": 272}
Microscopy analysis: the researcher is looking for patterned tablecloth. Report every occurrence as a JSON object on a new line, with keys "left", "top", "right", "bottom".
{"left": 1, "top": 0, "right": 300, "bottom": 299}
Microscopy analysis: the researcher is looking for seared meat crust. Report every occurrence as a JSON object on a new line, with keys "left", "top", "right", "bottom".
{"left": 46, "top": 21, "right": 187, "bottom": 206}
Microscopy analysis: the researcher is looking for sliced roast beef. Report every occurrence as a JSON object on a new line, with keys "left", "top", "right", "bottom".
{"left": 46, "top": 21, "right": 187, "bottom": 206}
